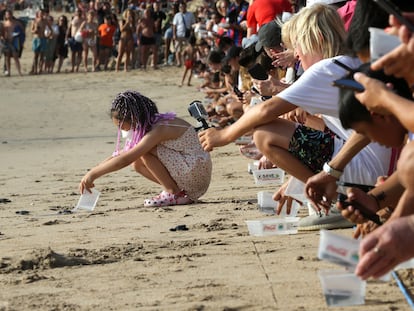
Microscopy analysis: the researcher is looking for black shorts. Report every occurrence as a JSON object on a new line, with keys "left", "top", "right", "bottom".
{"left": 68, "top": 38, "right": 83, "bottom": 52}
{"left": 141, "top": 35, "right": 155, "bottom": 45}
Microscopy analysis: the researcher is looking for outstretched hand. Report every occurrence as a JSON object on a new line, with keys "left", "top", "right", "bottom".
{"left": 273, "top": 181, "right": 302, "bottom": 216}
{"left": 355, "top": 216, "right": 414, "bottom": 280}
{"left": 198, "top": 127, "right": 229, "bottom": 152}
{"left": 79, "top": 174, "right": 94, "bottom": 194}
{"left": 305, "top": 171, "right": 338, "bottom": 213}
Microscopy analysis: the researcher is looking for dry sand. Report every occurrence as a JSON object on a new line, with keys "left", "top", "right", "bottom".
{"left": 0, "top": 25, "right": 412, "bottom": 311}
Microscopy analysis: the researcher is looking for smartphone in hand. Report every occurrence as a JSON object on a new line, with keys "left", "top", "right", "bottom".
{"left": 337, "top": 193, "right": 382, "bottom": 225}
{"left": 233, "top": 85, "right": 244, "bottom": 98}
{"left": 336, "top": 181, "right": 375, "bottom": 193}
{"left": 332, "top": 78, "right": 365, "bottom": 92}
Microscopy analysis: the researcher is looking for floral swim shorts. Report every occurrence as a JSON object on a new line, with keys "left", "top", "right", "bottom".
{"left": 288, "top": 125, "right": 335, "bottom": 173}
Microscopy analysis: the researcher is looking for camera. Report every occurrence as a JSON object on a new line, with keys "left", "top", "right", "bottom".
{"left": 188, "top": 100, "right": 210, "bottom": 131}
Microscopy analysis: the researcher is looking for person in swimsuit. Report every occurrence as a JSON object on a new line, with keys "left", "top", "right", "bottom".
{"left": 67, "top": 9, "right": 85, "bottom": 73}
{"left": 30, "top": 9, "right": 48, "bottom": 74}
{"left": 115, "top": 8, "right": 135, "bottom": 72}
{"left": 2, "top": 9, "right": 23, "bottom": 76}
{"left": 79, "top": 10, "right": 98, "bottom": 72}
{"left": 79, "top": 90, "right": 212, "bottom": 207}
{"left": 180, "top": 35, "right": 197, "bottom": 87}
{"left": 137, "top": 8, "right": 157, "bottom": 69}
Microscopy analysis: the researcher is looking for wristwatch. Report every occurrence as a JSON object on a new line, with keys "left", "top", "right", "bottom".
{"left": 323, "top": 162, "right": 343, "bottom": 179}
{"left": 261, "top": 95, "right": 272, "bottom": 101}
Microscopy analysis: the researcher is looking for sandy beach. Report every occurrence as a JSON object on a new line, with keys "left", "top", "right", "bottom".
{"left": 0, "top": 27, "right": 413, "bottom": 311}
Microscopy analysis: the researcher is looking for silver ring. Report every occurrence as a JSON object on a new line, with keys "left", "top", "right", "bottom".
{"left": 373, "top": 247, "right": 381, "bottom": 254}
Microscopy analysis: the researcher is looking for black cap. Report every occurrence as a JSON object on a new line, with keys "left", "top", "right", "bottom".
{"left": 223, "top": 45, "right": 242, "bottom": 63}
{"left": 255, "top": 21, "right": 282, "bottom": 52}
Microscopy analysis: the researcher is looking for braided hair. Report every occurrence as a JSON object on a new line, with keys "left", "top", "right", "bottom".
{"left": 110, "top": 90, "right": 176, "bottom": 155}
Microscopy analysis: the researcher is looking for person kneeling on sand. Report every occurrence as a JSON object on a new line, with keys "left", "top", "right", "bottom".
{"left": 79, "top": 90, "right": 212, "bottom": 207}
{"left": 199, "top": 4, "right": 394, "bottom": 231}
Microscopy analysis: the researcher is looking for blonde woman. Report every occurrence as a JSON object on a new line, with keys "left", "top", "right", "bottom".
{"left": 199, "top": 4, "right": 394, "bottom": 229}
{"left": 116, "top": 9, "right": 136, "bottom": 72}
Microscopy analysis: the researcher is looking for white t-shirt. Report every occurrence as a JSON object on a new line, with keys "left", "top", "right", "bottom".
{"left": 173, "top": 12, "right": 195, "bottom": 38}
{"left": 306, "top": 0, "right": 344, "bottom": 6}
{"left": 277, "top": 55, "right": 393, "bottom": 185}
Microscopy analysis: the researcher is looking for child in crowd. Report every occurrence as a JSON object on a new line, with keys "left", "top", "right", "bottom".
{"left": 180, "top": 35, "right": 197, "bottom": 86}
{"left": 79, "top": 90, "right": 212, "bottom": 207}
{"left": 97, "top": 15, "right": 116, "bottom": 71}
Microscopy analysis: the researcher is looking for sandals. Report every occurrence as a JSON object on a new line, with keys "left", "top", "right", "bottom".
{"left": 144, "top": 190, "right": 193, "bottom": 207}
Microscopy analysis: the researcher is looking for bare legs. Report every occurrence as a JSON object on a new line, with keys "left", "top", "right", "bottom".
{"left": 140, "top": 44, "right": 156, "bottom": 69}
{"left": 140, "top": 44, "right": 148, "bottom": 69}
{"left": 152, "top": 44, "right": 158, "bottom": 69}
{"left": 132, "top": 149, "right": 180, "bottom": 194}
{"left": 180, "top": 67, "right": 189, "bottom": 86}
{"left": 116, "top": 39, "right": 126, "bottom": 72}
{"left": 116, "top": 39, "right": 133, "bottom": 72}
{"left": 164, "top": 37, "right": 171, "bottom": 65}
{"left": 4, "top": 51, "right": 22, "bottom": 76}
{"left": 82, "top": 43, "right": 98, "bottom": 72}
{"left": 82, "top": 45, "right": 89, "bottom": 72}
{"left": 98, "top": 47, "right": 111, "bottom": 70}
{"left": 30, "top": 51, "right": 43, "bottom": 74}
{"left": 71, "top": 50, "right": 82, "bottom": 72}
{"left": 57, "top": 54, "right": 65, "bottom": 73}
{"left": 253, "top": 118, "right": 315, "bottom": 183}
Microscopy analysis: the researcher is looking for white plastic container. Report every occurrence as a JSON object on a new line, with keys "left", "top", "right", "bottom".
{"left": 369, "top": 27, "right": 400, "bottom": 61}
{"left": 247, "top": 161, "right": 260, "bottom": 174}
{"left": 306, "top": 200, "right": 318, "bottom": 216}
{"left": 318, "top": 230, "right": 360, "bottom": 269}
{"left": 284, "top": 177, "right": 307, "bottom": 202}
{"left": 252, "top": 168, "right": 285, "bottom": 185}
{"left": 257, "top": 191, "right": 300, "bottom": 217}
{"left": 318, "top": 270, "right": 366, "bottom": 307}
{"left": 245, "top": 217, "right": 300, "bottom": 236}
{"left": 250, "top": 96, "right": 263, "bottom": 107}
{"left": 74, "top": 188, "right": 100, "bottom": 211}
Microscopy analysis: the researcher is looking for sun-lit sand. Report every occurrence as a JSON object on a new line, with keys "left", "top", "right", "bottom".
{"left": 0, "top": 11, "right": 411, "bottom": 310}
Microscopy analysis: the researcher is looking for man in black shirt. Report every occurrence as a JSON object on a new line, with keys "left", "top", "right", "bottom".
{"left": 152, "top": 1, "right": 166, "bottom": 64}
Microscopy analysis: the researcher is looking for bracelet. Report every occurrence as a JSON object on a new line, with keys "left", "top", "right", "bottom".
{"left": 322, "top": 162, "right": 343, "bottom": 179}
{"left": 369, "top": 191, "right": 386, "bottom": 209}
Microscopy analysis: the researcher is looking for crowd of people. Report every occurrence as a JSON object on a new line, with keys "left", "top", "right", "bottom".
{"left": 194, "top": 0, "right": 414, "bottom": 282}
{"left": 0, "top": 0, "right": 298, "bottom": 75}
{"left": 3, "top": 0, "right": 414, "bottom": 286}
